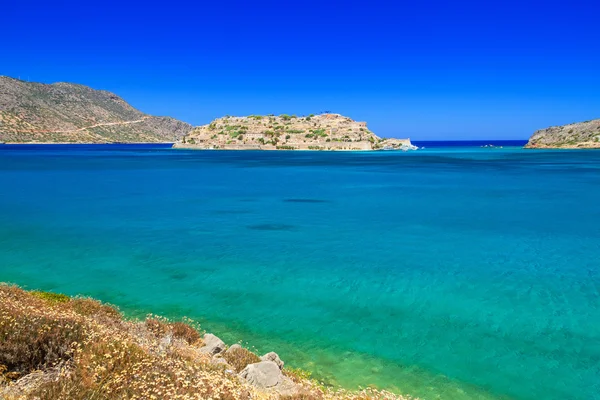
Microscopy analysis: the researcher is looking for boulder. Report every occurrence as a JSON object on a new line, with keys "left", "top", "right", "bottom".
{"left": 260, "top": 351, "right": 284, "bottom": 370}
{"left": 239, "top": 361, "right": 282, "bottom": 388}
{"left": 199, "top": 333, "right": 225, "bottom": 355}
{"left": 239, "top": 361, "right": 299, "bottom": 395}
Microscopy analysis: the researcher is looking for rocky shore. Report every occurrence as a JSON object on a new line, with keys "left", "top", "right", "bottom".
{"left": 525, "top": 118, "right": 600, "bottom": 149}
{"left": 0, "top": 284, "right": 409, "bottom": 400}
{"left": 174, "top": 114, "right": 416, "bottom": 151}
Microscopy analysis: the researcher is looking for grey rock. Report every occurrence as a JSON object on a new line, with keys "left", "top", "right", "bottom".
{"left": 260, "top": 351, "right": 284, "bottom": 370}
{"left": 199, "top": 333, "right": 225, "bottom": 355}
{"left": 239, "top": 361, "right": 300, "bottom": 395}
{"left": 239, "top": 361, "right": 282, "bottom": 388}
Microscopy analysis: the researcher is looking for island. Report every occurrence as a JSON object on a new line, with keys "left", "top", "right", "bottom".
{"left": 525, "top": 118, "right": 600, "bottom": 149}
{"left": 174, "top": 114, "right": 416, "bottom": 151}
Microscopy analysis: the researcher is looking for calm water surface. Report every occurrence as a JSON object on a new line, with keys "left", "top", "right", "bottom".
{"left": 1, "top": 142, "right": 599, "bottom": 400}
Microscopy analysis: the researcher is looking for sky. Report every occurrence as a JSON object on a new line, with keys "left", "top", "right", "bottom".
{"left": 2, "top": 0, "right": 600, "bottom": 140}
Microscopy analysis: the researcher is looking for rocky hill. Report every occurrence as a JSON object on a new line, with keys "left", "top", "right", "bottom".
{"left": 174, "top": 114, "right": 415, "bottom": 151}
{"left": 0, "top": 76, "right": 192, "bottom": 143}
{"left": 525, "top": 118, "right": 600, "bottom": 149}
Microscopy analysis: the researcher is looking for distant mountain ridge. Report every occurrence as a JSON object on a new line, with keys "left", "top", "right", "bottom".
{"left": 0, "top": 76, "right": 192, "bottom": 143}
{"left": 525, "top": 118, "right": 600, "bottom": 149}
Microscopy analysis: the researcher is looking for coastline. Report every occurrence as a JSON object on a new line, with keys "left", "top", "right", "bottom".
{"left": 1, "top": 141, "right": 418, "bottom": 151}
{"left": 1, "top": 142, "right": 176, "bottom": 145}
{"left": 172, "top": 145, "right": 412, "bottom": 152}
{"left": 0, "top": 283, "right": 410, "bottom": 400}
{"left": 524, "top": 144, "right": 600, "bottom": 149}
{"left": 0, "top": 278, "right": 504, "bottom": 400}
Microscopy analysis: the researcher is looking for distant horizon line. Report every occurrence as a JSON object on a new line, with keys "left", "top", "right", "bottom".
{"left": 1, "top": 139, "right": 530, "bottom": 145}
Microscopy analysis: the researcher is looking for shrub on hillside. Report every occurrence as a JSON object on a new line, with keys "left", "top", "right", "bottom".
{"left": 222, "top": 347, "right": 260, "bottom": 373}
{"left": 0, "top": 288, "right": 85, "bottom": 377}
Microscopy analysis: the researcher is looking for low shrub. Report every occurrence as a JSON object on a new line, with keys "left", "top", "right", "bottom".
{"left": 171, "top": 321, "right": 201, "bottom": 345}
{"left": 0, "top": 307, "right": 85, "bottom": 377}
{"left": 222, "top": 347, "right": 261, "bottom": 373}
{"left": 70, "top": 298, "right": 120, "bottom": 322}
{"left": 284, "top": 366, "right": 312, "bottom": 382}
{"left": 145, "top": 316, "right": 170, "bottom": 338}
{"left": 280, "top": 394, "right": 324, "bottom": 400}
{"left": 145, "top": 317, "right": 201, "bottom": 345}
{"left": 31, "top": 290, "right": 70, "bottom": 304}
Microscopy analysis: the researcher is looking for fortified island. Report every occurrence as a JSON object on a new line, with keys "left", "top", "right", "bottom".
{"left": 174, "top": 114, "right": 415, "bottom": 151}
{"left": 525, "top": 118, "right": 600, "bottom": 149}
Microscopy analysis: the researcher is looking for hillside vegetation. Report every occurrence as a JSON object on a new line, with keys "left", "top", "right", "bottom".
{"left": 525, "top": 118, "right": 600, "bottom": 149}
{"left": 0, "top": 76, "right": 191, "bottom": 143}
{"left": 0, "top": 284, "right": 409, "bottom": 400}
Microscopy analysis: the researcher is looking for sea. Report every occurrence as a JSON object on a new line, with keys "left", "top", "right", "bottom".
{"left": 0, "top": 141, "right": 598, "bottom": 400}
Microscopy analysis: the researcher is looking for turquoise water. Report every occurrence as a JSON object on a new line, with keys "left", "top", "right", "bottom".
{"left": 1, "top": 144, "right": 599, "bottom": 400}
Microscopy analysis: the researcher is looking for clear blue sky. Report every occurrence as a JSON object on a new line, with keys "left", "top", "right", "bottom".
{"left": 2, "top": 0, "right": 600, "bottom": 139}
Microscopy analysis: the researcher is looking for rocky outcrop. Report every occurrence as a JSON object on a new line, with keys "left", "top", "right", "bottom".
{"left": 525, "top": 118, "right": 600, "bottom": 149}
{"left": 200, "top": 339, "right": 299, "bottom": 395}
{"left": 174, "top": 113, "right": 414, "bottom": 151}
{"left": 0, "top": 76, "right": 192, "bottom": 143}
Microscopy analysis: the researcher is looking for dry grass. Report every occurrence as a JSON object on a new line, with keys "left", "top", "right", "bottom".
{"left": 145, "top": 316, "right": 202, "bottom": 345}
{"left": 0, "top": 284, "right": 254, "bottom": 399}
{"left": 281, "top": 394, "right": 324, "bottom": 400}
{"left": 284, "top": 367, "right": 313, "bottom": 384}
{"left": 222, "top": 346, "right": 261, "bottom": 373}
{"left": 0, "top": 284, "right": 412, "bottom": 400}
{"left": 0, "top": 286, "right": 84, "bottom": 378}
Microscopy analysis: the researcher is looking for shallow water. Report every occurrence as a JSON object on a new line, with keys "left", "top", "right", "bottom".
{"left": 1, "top": 143, "right": 599, "bottom": 400}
